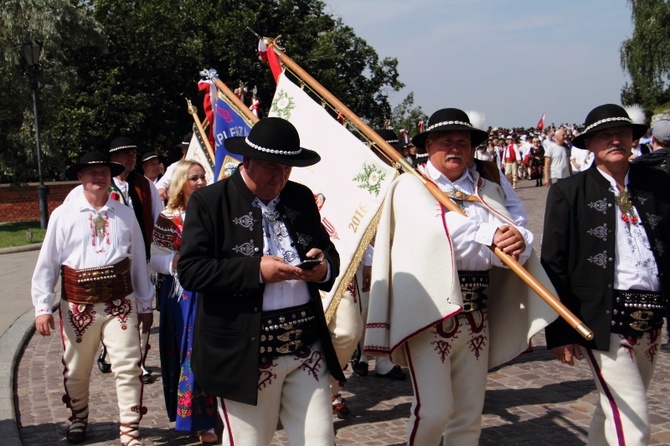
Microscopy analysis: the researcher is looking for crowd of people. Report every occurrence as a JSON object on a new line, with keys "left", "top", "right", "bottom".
{"left": 29, "top": 103, "right": 670, "bottom": 446}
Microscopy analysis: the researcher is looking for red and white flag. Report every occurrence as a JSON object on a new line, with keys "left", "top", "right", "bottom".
{"left": 536, "top": 112, "right": 546, "bottom": 130}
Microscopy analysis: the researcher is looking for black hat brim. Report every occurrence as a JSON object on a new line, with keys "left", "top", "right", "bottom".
{"left": 65, "top": 161, "right": 125, "bottom": 181}
{"left": 572, "top": 122, "right": 648, "bottom": 149}
{"left": 225, "top": 136, "right": 321, "bottom": 167}
{"left": 412, "top": 126, "right": 489, "bottom": 152}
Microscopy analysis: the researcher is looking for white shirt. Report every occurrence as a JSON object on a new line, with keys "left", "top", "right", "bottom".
{"left": 155, "top": 161, "right": 179, "bottom": 192}
{"left": 32, "top": 190, "right": 154, "bottom": 317}
{"left": 425, "top": 161, "right": 534, "bottom": 271}
{"left": 67, "top": 179, "right": 162, "bottom": 225}
{"left": 471, "top": 163, "right": 528, "bottom": 228}
{"left": 544, "top": 141, "right": 571, "bottom": 179}
{"left": 596, "top": 168, "right": 660, "bottom": 291}
{"left": 255, "top": 197, "right": 313, "bottom": 311}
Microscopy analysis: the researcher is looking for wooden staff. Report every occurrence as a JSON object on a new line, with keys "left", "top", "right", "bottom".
{"left": 186, "top": 98, "right": 216, "bottom": 162}
{"left": 265, "top": 38, "right": 593, "bottom": 341}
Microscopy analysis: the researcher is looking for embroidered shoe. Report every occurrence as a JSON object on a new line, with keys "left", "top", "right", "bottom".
{"left": 332, "top": 394, "right": 351, "bottom": 419}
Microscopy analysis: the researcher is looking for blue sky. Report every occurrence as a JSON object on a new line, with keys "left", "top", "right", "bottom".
{"left": 324, "top": 0, "right": 634, "bottom": 128}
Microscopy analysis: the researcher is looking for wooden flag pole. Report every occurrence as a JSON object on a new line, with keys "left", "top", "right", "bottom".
{"left": 266, "top": 38, "right": 593, "bottom": 341}
{"left": 186, "top": 99, "right": 216, "bottom": 162}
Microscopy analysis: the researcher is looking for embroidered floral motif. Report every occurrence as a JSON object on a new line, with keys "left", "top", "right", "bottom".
{"left": 636, "top": 190, "right": 651, "bottom": 204}
{"left": 469, "top": 335, "right": 487, "bottom": 359}
{"left": 432, "top": 339, "right": 452, "bottom": 363}
{"left": 233, "top": 212, "right": 256, "bottom": 231}
{"left": 432, "top": 318, "right": 460, "bottom": 363}
{"left": 645, "top": 213, "right": 662, "bottom": 230}
{"left": 655, "top": 239, "right": 665, "bottom": 257}
{"left": 284, "top": 207, "right": 299, "bottom": 223}
{"left": 299, "top": 348, "right": 324, "bottom": 381}
{"left": 353, "top": 163, "right": 387, "bottom": 197}
{"left": 105, "top": 298, "right": 132, "bottom": 330}
{"left": 232, "top": 240, "right": 256, "bottom": 256}
{"left": 587, "top": 198, "right": 609, "bottom": 214}
{"left": 282, "top": 251, "right": 299, "bottom": 263}
{"left": 587, "top": 223, "right": 608, "bottom": 241}
{"left": 68, "top": 304, "right": 96, "bottom": 343}
{"left": 88, "top": 212, "right": 110, "bottom": 253}
{"left": 295, "top": 232, "right": 313, "bottom": 249}
{"left": 587, "top": 251, "right": 609, "bottom": 269}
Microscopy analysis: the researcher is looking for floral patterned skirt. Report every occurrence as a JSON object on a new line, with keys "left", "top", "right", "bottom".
{"left": 158, "top": 276, "right": 217, "bottom": 432}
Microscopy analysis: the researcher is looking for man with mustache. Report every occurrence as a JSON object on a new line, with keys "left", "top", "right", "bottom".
{"left": 365, "top": 108, "right": 555, "bottom": 445}
{"left": 542, "top": 104, "right": 670, "bottom": 445}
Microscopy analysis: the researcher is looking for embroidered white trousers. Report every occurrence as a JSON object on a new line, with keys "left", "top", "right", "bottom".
{"left": 59, "top": 297, "right": 144, "bottom": 441}
{"left": 219, "top": 341, "right": 333, "bottom": 446}
{"left": 404, "top": 310, "right": 489, "bottom": 446}
{"left": 328, "top": 288, "right": 363, "bottom": 397}
{"left": 584, "top": 331, "right": 660, "bottom": 446}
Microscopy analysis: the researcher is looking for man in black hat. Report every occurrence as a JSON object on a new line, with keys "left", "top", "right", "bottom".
{"left": 101, "top": 136, "right": 162, "bottom": 383}
{"left": 31, "top": 152, "right": 154, "bottom": 445}
{"left": 364, "top": 108, "right": 552, "bottom": 445}
{"left": 542, "top": 104, "right": 670, "bottom": 445}
{"left": 177, "top": 117, "right": 344, "bottom": 445}
{"left": 138, "top": 150, "right": 163, "bottom": 185}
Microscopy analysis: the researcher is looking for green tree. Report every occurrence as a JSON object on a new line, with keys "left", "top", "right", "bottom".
{"left": 1, "top": 0, "right": 404, "bottom": 183}
{"left": 390, "top": 92, "right": 427, "bottom": 141}
{"left": 620, "top": 0, "right": 670, "bottom": 117}
{"left": 0, "top": 0, "right": 105, "bottom": 183}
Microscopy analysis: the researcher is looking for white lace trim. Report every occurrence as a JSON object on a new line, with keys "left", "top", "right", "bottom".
{"left": 245, "top": 137, "right": 302, "bottom": 156}
{"left": 427, "top": 120, "right": 473, "bottom": 131}
{"left": 109, "top": 144, "right": 137, "bottom": 151}
{"left": 583, "top": 117, "right": 631, "bottom": 133}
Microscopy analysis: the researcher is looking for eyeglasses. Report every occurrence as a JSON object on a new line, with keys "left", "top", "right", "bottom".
{"left": 592, "top": 129, "right": 633, "bottom": 143}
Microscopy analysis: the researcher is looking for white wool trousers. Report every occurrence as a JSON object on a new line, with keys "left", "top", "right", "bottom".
{"left": 583, "top": 330, "right": 660, "bottom": 446}
{"left": 219, "top": 341, "right": 334, "bottom": 446}
{"left": 328, "top": 287, "right": 364, "bottom": 397}
{"left": 59, "top": 297, "right": 144, "bottom": 440}
{"left": 404, "top": 309, "right": 490, "bottom": 446}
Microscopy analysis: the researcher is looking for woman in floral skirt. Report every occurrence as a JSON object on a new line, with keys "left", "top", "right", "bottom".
{"left": 150, "top": 160, "right": 218, "bottom": 444}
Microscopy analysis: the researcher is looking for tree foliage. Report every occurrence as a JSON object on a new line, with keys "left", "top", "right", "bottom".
{"left": 390, "top": 93, "right": 428, "bottom": 140}
{"left": 620, "top": 0, "right": 670, "bottom": 117}
{"left": 0, "top": 0, "right": 405, "bottom": 183}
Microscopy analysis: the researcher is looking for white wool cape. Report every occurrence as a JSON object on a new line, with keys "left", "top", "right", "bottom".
{"left": 363, "top": 171, "right": 558, "bottom": 369}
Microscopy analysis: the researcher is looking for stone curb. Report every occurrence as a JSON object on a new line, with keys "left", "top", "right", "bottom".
{"left": 0, "top": 244, "right": 42, "bottom": 256}
{"left": 0, "top": 309, "right": 35, "bottom": 446}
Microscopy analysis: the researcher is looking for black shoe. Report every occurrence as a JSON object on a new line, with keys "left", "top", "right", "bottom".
{"left": 142, "top": 373, "right": 155, "bottom": 384}
{"left": 352, "top": 360, "right": 368, "bottom": 377}
{"left": 97, "top": 350, "right": 111, "bottom": 374}
{"left": 376, "top": 365, "right": 406, "bottom": 381}
{"left": 660, "top": 342, "right": 670, "bottom": 352}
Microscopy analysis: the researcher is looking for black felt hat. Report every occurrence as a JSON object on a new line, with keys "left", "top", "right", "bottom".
{"left": 109, "top": 136, "right": 138, "bottom": 154}
{"left": 572, "top": 104, "right": 648, "bottom": 149}
{"left": 374, "top": 129, "right": 403, "bottom": 151}
{"left": 224, "top": 117, "right": 320, "bottom": 167}
{"left": 411, "top": 108, "right": 489, "bottom": 151}
{"left": 66, "top": 151, "right": 125, "bottom": 180}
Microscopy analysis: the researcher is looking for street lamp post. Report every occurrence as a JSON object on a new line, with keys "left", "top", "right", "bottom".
{"left": 22, "top": 39, "right": 48, "bottom": 229}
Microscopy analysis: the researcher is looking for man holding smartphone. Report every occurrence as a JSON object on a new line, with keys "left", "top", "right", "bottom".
{"left": 178, "top": 117, "right": 343, "bottom": 446}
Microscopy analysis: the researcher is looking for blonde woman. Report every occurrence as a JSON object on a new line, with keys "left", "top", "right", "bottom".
{"left": 150, "top": 160, "right": 217, "bottom": 444}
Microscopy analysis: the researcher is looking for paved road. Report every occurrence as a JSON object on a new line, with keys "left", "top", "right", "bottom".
{"left": 8, "top": 179, "right": 670, "bottom": 445}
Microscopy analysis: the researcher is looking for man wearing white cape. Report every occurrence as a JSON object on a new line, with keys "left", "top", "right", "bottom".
{"left": 364, "top": 108, "right": 556, "bottom": 446}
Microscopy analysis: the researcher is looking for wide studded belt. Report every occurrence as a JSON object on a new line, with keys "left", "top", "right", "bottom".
{"left": 459, "top": 271, "right": 489, "bottom": 313}
{"left": 611, "top": 289, "right": 665, "bottom": 336}
{"left": 259, "top": 303, "right": 316, "bottom": 358}
{"left": 61, "top": 258, "right": 133, "bottom": 304}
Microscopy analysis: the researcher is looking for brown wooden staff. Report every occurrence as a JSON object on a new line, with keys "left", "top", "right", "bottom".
{"left": 186, "top": 98, "right": 216, "bottom": 162}
{"left": 264, "top": 37, "right": 593, "bottom": 341}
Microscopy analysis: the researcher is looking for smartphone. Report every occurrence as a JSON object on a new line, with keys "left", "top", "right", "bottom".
{"left": 297, "top": 258, "right": 321, "bottom": 269}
